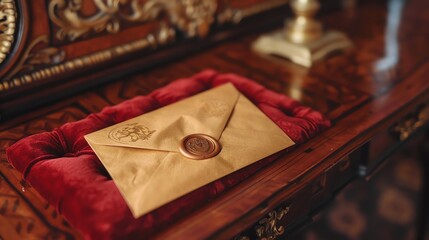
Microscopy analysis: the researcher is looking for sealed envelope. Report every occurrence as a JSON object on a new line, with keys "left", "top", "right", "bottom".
{"left": 84, "top": 83, "right": 295, "bottom": 218}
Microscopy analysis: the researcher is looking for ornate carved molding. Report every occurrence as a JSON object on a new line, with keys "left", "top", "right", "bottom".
{"left": 2, "top": 0, "right": 240, "bottom": 91}
{"left": 3, "top": 35, "right": 66, "bottom": 85}
{"left": 0, "top": 25, "right": 175, "bottom": 91}
{"left": 48, "top": 0, "right": 220, "bottom": 41}
{"left": 0, "top": 0, "right": 286, "bottom": 92}
{"left": 0, "top": 0, "right": 17, "bottom": 65}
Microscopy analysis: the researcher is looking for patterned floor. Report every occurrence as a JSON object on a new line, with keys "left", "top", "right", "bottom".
{"left": 290, "top": 137, "right": 428, "bottom": 240}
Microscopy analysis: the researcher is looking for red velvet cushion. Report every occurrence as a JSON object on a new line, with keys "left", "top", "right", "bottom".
{"left": 7, "top": 70, "right": 330, "bottom": 239}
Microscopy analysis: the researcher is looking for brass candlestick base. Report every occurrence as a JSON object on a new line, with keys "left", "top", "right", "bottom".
{"left": 253, "top": 0, "right": 352, "bottom": 67}
{"left": 253, "top": 30, "right": 351, "bottom": 67}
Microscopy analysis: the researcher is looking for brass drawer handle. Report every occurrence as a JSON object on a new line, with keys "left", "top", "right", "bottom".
{"left": 255, "top": 205, "right": 291, "bottom": 240}
{"left": 393, "top": 105, "right": 429, "bottom": 141}
{"left": 235, "top": 205, "right": 291, "bottom": 240}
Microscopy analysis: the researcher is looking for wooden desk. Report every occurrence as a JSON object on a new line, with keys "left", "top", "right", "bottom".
{"left": 1, "top": 0, "right": 428, "bottom": 239}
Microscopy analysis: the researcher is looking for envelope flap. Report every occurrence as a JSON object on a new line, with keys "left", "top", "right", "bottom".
{"left": 85, "top": 83, "right": 240, "bottom": 152}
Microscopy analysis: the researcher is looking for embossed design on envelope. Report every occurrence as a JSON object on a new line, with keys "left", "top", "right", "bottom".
{"left": 108, "top": 123, "right": 155, "bottom": 143}
{"left": 197, "top": 100, "right": 229, "bottom": 117}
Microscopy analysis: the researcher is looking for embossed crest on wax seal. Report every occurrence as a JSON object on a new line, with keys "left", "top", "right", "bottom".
{"left": 108, "top": 123, "right": 156, "bottom": 143}
{"left": 180, "top": 134, "right": 221, "bottom": 160}
{"left": 197, "top": 100, "right": 229, "bottom": 117}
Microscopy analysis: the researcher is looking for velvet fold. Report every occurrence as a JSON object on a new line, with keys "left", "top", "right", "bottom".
{"left": 7, "top": 70, "right": 330, "bottom": 239}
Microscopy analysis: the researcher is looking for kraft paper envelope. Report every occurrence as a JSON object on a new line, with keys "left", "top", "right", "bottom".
{"left": 84, "top": 83, "right": 295, "bottom": 218}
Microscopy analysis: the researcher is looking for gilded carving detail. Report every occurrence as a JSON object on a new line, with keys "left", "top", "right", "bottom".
{"left": 0, "top": 0, "right": 17, "bottom": 65}
{"left": 3, "top": 35, "right": 66, "bottom": 84}
{"left": 0, "top": 0, "right": 286, "bottom": 91}
{"left": 0, "top": 25, "right": 175, "bottom": 91}
{"left": 254, "top": 205, "right": 290, "bottom": 240}
{"left": 48, "top": 0, "right": 218, "bottom": 41}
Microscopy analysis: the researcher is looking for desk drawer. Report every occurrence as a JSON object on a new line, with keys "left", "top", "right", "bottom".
{"left": 234, "top": 152, "right": 361, "bottom": 240}
{"left": 364, "top": 103, "right": 429, "bottom": 176}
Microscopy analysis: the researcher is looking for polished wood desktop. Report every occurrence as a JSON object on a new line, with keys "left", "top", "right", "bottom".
{"left": 0, "top": 0, "right": 428, "bottom": 239}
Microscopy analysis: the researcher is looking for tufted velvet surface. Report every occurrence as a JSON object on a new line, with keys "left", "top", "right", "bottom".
{"left": 7, "top": 70, "right": 330, "bottom": 239}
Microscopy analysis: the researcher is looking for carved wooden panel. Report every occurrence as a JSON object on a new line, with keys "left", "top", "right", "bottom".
{"left": 0, "top": 0, "right": 292, "bottom": 120}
